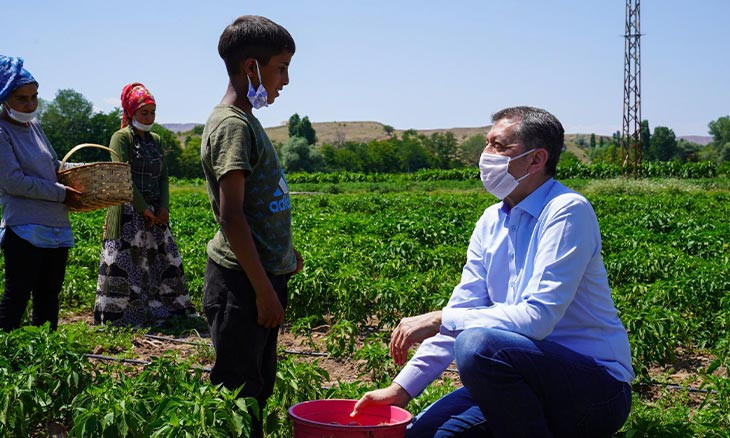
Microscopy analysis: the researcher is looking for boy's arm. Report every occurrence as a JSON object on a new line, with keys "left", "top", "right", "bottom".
{"left": 219, "top": 169, "right": 283, "bottom": 328}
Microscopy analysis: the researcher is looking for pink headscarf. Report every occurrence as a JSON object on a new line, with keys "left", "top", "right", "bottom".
{"left": 120, "top": 82, "right": 155, "bottom": 128}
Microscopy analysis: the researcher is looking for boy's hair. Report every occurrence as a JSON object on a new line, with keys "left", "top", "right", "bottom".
{"left": 492, "top": 106, "right": 564, "bottom": 176}
{"left": 218, "top": 15, "right": 296, "bottom": 76}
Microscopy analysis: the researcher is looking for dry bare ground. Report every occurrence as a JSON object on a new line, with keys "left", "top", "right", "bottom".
{"left": 62, "top": 312, "right": 725, "bottom": 406}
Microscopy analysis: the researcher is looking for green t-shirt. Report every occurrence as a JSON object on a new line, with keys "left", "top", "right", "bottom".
{"left": 200, "top": 105, "right": 296, "bottom": 275}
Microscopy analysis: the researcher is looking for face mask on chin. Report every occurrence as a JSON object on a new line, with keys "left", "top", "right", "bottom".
{"left": 132, "top": 118, "right": 153, "bottom": 132}
{"left": 246, "top": 60, "right": 269, "bottom": 109}
{"left": 479, "top": 148, "right": 536, "bottom": 199}
{"left": 3, "top": 103, "right": 37, "bottom": 123}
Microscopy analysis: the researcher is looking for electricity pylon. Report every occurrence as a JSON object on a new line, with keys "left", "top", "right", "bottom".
{"left": 622, "top": 0, "right": 642, "bottom": 177}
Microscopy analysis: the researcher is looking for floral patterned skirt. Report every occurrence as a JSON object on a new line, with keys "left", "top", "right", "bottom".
{"left": 94, "top": 204, "right": 194, "bottom": 326}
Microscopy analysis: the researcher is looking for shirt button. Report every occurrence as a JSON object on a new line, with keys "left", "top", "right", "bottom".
{"left": 510, "top": 226, "right": 516, "bottom": 232}
{"left": 450, "top": 322, "right": 456, "bottom": 331}
{"left": 509, "top": 252, "right": 514, "bottom": 259}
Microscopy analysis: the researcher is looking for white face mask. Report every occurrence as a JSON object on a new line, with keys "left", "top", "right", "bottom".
{"left": 247, "top": 60, "right": 269, "bottom": 109}
{"left": 132, "top": 118, "right": 153, "bottom": 132}
{"left": 479, "top": 148, "right": 536, "bottom": 199}
{"left": 3, "top": 103, "right": 37, "bottom": 123}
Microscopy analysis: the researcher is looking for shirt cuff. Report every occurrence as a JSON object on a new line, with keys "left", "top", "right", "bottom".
{"left": 393, "top": 365, "right": 430, "bottom": 399}
{"left": 441, "top": 307, "right": 468, "bottom": 332}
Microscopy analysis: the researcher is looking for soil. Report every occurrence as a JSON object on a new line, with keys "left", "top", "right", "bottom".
{"left": 62, "top": 312, "right": 724, "bottom": 404}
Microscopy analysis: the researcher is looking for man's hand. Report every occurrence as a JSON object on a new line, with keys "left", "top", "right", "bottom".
{"left": 293, "top": 248, "right": 304, "bottom": 275}
{"left": 390, "top": 311, "right": 442, "bottom": 366}
{"left": 143, "top": 208, "right": 157, "bottom": 229}
{"left": 256, "top": 288, "right": 284, "bottom": 328}
{"left": 63, "top": 186, "right": 83, "bottom": 209}
{"left": 351, "top": 383, "right": 411, "bottom": 418}
{"left": 156, "top": 207, "right": 170, "bottom": 226}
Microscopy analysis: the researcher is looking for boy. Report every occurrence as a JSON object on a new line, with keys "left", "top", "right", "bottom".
{"left": 200, "top": 15, "right": 302, "bottom": 437}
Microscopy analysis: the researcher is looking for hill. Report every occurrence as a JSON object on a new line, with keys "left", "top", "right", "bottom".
{"left": 269, "top": 121, "right": 591, "bottom": 163}
{"left": 170, "top": 120, "right": 637, "bottom": 164}
{"left": 163, "top": 123, "right": 203, "bottom": 133}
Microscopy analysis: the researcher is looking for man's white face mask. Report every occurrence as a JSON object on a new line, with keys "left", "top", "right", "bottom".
{"left": 479, "top": 148, "right": 535, "bottom": 199}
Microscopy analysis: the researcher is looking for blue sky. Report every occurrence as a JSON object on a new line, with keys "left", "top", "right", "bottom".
{"left": 5, "top": 0, "right": 728, "bottom": 136}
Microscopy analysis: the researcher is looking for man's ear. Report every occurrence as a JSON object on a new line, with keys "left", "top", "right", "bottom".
{"left": 530, "top": 148, "right": 549, "bottom": 173}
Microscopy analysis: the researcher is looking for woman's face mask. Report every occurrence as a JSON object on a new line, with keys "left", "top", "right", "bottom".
{"left": 132, "top": 118, "right": 153, "bottom": 132}
{"left": 247, "top": 60, "right": 269, "bottom": 109}
{"left": 3, "top": 103, "right": 37, "bottom": 123}
{"left": 479, "top": 148, "right": 536, "bottom": 199}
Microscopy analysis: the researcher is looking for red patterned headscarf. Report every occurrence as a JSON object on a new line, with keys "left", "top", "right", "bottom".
{"left": 120, "top": 82, "right": 155, "bottom": 128}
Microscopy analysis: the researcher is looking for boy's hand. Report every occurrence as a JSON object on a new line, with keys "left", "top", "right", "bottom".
{"left": 293, "top": 248, "right": 304, "bottom": 274}
{"left": 156, "top": 207, "right": 170, "bottom": 225}
{"left": 256, "top": 288, "right": 284, "bottom": 328}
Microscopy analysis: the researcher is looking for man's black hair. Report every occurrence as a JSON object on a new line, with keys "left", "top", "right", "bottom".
{"left": 218, "top": 15, "right": 296, "bottom": 76}
{"left": 492, "top": 106, "right": 564, "bottom": 176}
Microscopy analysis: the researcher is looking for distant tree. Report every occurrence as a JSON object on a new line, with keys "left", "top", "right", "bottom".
{"left": 178, "top": 136, "right": 203, "bottom": 178}
{"left": 398, "top": 138, "right": 430, "bottom": 172}
{"left": 458, "top": 134, "right": 486, "bottom": 166}
{"left": 151, "top": 124, "right": 183, "bottom": 177}
{"left": 590, "top": 133, "right": 596, "bottom": 148}
{"left": 287, "top": 113, "right": 317, "bottom": 144}
{"left": 707, "top": 116, "right": 730, "bottom": 163}
{"left": 425, "top": 132, "right": 458, "bottom": 169}
{"left": 280, "top": 136, "right": 324, "bottom": 172}
{"left": 708, "top": 116, "right": 730, "bottom": 145}
{"left": 648, "top": 126, "right": 678, "bottom": 161}
{"left": 640, "top": 120, "right": 651, "bottom": 156}
{"left": 298, "top": 116, "right": 317, "bottom": 145}
{"left": 676, "top": 139, "right": 702, "bottom": 162}
{"left": 39, "top": 89, "right": 95, "bottom": 159}
{"left": 589, "top": 143, "right": 621, "bottom": 164}
{"left": 192, "top": 125, "right": 204, "bottom": 135}
{"left": 599, "top": 136, "right": 605, "bottom": 147}
{"left": 321, "top": 142, "right": 365, "bottom": 172}
{"left": 383, "top": 124, "right": 395, "bottom": 137}
{"left": 87, "top": 108, "right": 122, "bottom": 159}
{"left": 559, "top": 151, "right": 581, "bottom": 166}
{"left": 288, "top": 113, "right": 301, "bottom": 137}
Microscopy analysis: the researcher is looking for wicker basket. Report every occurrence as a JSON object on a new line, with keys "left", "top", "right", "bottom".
{"left": 57, "top": 143, "right": 133, "bottom": 212}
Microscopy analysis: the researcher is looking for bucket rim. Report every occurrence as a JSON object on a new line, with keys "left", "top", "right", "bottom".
{"left": 288, "top": 398, "right": 413, "bottom": 430}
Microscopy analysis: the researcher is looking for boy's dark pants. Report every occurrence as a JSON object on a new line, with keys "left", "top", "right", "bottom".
{"left": 0, "top": 228, "right": 69, "bottom": 332}
{"left": 203, "top": 258, "right": 289, "bottom": 437}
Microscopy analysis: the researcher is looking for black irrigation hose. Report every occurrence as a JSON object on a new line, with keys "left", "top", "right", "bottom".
{"left": 84, "top": 353, "right": 212, "bottom": 373}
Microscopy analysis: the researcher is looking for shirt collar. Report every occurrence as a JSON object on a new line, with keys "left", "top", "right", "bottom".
{"left": 509, "top": 178, "right": 556, "bottom": 219}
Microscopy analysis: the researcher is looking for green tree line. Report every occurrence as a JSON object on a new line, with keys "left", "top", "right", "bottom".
{"left": 36, "top": 89, "right": 728, "bottom": 178}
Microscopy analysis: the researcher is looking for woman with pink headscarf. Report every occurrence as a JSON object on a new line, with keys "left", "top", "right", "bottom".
{"left": 94, "top": 83, "right": 194, "bottom": 326}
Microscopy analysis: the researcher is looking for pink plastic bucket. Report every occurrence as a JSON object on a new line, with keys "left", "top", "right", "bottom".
{"left": 288, "top": 399, "right": 413, "bottom": 438}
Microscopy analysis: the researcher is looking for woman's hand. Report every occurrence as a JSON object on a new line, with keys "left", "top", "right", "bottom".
{"left": 63, "top": 186, "right": 83, "bottom": 209}
{"left": 351, "top": 383, "right": 411, "bottom": 418}
{"left": 156, "top": 207, "right": 170, "bottom": 226}
{"left": 143, "top": 208, "right": 157, "bottom": 228}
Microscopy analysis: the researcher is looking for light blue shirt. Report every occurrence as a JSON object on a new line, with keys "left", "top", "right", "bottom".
{"left": 394, "top": 179, "right": 634, "bottom": 398}
{"left": 0, "top": 224, "right": 74, "bottom": 248}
